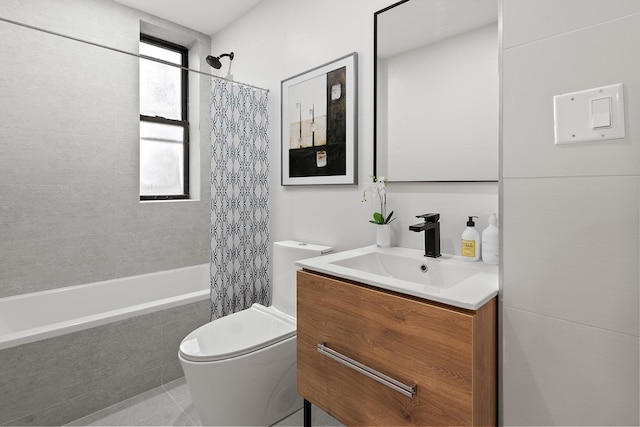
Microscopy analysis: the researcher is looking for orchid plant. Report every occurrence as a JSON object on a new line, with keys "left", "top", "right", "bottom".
{"left": 361, "top": 176, "right": 395, "bottom": 225}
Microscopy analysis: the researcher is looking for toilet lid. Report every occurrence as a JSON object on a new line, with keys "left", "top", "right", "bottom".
{"left": 179, "top": 303, "right": 296, "bottom": 362}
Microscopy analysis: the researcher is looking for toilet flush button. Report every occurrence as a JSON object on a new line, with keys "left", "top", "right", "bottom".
{"left": 553, "top": 83, "right": 625, "bottom": 144}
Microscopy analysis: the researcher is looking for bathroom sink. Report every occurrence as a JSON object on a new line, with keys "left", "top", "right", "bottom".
{"left": 296, "top": 245, "right": 498, "bottom": 310}
{"left": 331, "top": 251, "right": 477, "bottom": 289}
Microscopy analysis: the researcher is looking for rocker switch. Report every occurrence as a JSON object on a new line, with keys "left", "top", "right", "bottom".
{"left": 591, "top": 97, "right": 612, "bottom": 129}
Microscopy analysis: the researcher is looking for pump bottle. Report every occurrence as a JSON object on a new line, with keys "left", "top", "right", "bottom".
{"left": 461, "top": 216, "right": 480, "bottom": 261}
{"left": 482, "top": 213, "right": 499, "bottom": 265}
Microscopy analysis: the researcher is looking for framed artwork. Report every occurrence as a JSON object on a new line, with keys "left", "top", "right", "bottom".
{"left": 281, "top": 52, "right": 358, "bottom": 185}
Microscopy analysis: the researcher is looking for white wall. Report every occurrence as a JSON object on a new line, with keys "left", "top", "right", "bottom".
{"left": 502, "top": 0, "right": 639, "bottom": 425}
{"left": 214, "top": 0, "right": 639, "bottom": 425}
{"left": 209, "top": 0, "right": 498, "bottom": 257}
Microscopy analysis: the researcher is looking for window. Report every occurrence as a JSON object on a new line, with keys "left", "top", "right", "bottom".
{"left": 139, "top": 34, "right": 189, "bottom": 200}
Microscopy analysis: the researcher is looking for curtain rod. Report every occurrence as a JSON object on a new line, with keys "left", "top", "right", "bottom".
{"left": 0, "top": 16, "right": 270, "bottom": 93}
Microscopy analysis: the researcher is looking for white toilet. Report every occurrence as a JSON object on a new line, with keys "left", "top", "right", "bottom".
{"left": 179, "top": 240, "right": 332, "bottom": 426}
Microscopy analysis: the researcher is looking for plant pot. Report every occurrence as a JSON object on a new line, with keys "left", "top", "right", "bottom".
{"left": 376, "top": 223, "right": 391, "bottom": 248}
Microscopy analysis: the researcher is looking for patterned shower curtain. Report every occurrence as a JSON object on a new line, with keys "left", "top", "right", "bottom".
{"left": 210, "top": 79, "right": 270, "bottom": 320}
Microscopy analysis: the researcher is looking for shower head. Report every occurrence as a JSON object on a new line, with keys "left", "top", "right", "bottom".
{"left": 206, "top": 52, "right": 234, "bottom": 69}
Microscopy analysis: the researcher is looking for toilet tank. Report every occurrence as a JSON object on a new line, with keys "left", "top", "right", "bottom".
{"left": 272, "top": 241, "right": 332, "bottom": 317}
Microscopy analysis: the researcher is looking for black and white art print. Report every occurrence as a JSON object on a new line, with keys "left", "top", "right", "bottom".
{"left": 281, "top": 52, "right": 357, "bottom": 185}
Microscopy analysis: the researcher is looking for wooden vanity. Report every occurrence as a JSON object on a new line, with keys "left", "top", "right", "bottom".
{"left": 296, "top": 269, "right": 497, "bottom": 426}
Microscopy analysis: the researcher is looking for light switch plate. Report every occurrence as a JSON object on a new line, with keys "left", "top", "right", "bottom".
{"left": 553, "top": 83, "right": 625, "bottom": 144}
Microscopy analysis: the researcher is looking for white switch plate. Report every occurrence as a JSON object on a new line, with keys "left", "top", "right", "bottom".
{"left": 553, "top": 83, "right": 625, "bottom": 144}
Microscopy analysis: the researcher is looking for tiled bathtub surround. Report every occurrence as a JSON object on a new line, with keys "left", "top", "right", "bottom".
{"left": 0, "top": 2, "right": 213, "bottom": 422}
{"left": 0, "top": 0, "right": 211, "bottom": 299}
{"left": 0, "top": 299, "right": 210, "bottom": 426}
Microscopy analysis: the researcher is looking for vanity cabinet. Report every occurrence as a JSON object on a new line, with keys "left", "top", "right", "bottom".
{"left": 296, "top": 269, "right": 496, "bottom": 426}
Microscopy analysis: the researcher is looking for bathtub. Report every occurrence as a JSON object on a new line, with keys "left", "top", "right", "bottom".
{"left": 0, "top": 263, "right": 211, "bottom": 426}
{"left": 0, "top": 263, "right": 210, "bottom": 350}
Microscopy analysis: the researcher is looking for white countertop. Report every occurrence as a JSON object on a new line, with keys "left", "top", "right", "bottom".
{"left": 296, "top": 245, "right": 498, "bottom": 310}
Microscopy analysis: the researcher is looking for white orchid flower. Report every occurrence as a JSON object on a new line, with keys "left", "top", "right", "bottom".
{"left": 362, "top": 176, "right": 394, "bottom": 224}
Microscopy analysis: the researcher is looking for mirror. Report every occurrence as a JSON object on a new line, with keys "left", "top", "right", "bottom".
{"left": 374, "top": 0, "right": 499, "bottom": 182}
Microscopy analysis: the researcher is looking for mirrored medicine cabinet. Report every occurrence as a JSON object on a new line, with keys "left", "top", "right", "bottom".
{"left": 374, "top": 0, "right": 499, "bottom": 182}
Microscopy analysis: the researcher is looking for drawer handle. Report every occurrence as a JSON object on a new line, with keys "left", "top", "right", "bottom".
{"left": 317, "top": 342, "right": 417, "bottom": 398}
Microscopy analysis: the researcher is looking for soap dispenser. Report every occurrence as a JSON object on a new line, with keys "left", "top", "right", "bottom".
{"left": 461, "top": 216, "right": 480, "bottom": 261}
{"left": 482, "top": 213, "right": 499, "bottom": 265}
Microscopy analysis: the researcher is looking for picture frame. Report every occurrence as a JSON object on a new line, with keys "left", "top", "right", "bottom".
{"left": 281, "top": 52, "right": 358, "bottom": 185}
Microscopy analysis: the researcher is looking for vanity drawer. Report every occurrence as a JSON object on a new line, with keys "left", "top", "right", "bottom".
{"left": 296, "top": 269, "right": 496, "bottom": 426}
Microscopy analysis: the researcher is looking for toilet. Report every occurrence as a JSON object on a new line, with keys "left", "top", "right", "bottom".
{"left": 179, "top": 240, "right": 332, "bottom": 426}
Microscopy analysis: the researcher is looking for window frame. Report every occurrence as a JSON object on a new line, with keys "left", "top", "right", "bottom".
{"left": 139, "top": 34, "right": 190, "bottom": 201}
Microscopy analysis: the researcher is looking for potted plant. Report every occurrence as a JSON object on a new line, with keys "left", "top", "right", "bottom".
{"left": 362, "top": 176, "right": 395, "bottom": 247}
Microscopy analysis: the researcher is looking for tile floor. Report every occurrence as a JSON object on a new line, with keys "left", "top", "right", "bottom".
{"left": 65, "top": 378, "right": 342, "bottom": 426}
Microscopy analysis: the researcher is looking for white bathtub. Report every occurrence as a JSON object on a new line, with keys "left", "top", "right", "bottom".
{"left": 0, "top": 263, "right": 211, "bottom": 426}
{"left": 0, "top": 263, "right": 210, "bottom": 350}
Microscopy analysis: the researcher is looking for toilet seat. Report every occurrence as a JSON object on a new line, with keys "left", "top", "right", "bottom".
{"left": 179, "top": 303, "right": 296, "bottom": 362}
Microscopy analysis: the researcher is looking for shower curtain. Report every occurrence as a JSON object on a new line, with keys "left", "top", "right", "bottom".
{"left": 210, "top": 79, "right": 270, "bottom": 319}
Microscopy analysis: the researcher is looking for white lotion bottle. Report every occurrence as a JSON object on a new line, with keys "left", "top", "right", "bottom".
{"left": 482, "top": 213, "right": 499, "bottom": 265}
{"left": 461, "top": 216, "right": 480, "bottom": 261}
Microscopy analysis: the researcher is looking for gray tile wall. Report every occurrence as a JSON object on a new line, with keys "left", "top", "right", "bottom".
{"left": 0, "top": 0, "right": 212, "bottom": 298}
{"left": 0, "top": 299, "right": 210, "bottom": 426}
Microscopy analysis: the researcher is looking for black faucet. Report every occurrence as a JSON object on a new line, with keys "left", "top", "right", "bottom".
{"left": 409, "top": 213, "right": 442, "bottom": 258}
